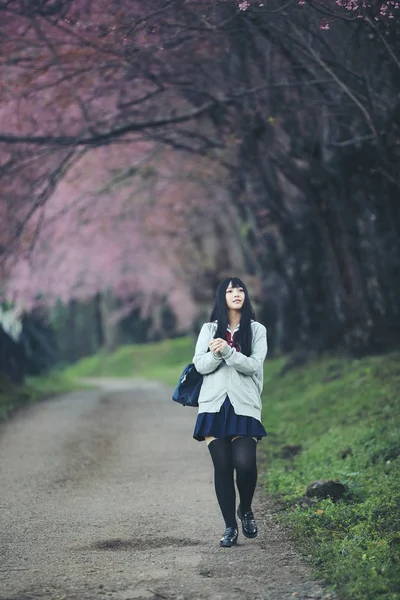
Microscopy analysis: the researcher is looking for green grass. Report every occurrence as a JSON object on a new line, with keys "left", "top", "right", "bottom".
{"left": 3, "top": 338, "right": 399, "bottom": 599}
{"left": 63, "top": 336, "right": 194, "bottom": 385}
{"left": 0, "top": 371, "right": 84, "bottom": 421}
{"left": 260, "top": 353, "right": 400, "bottom": 600}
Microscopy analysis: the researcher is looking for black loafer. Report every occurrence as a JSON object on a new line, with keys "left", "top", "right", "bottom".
{"left": 237, "top": 507, "right": 258, "bottom": 538}
{"left": 220, "top": 527, "right": 238, "bottom": 547}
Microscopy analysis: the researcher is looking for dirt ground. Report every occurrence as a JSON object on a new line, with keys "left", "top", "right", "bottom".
{"left": 0, "top": 379, "right": 332, "bottom": 600}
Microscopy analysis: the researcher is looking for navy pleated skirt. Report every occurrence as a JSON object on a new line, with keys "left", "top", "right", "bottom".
{"left": 193, "top": 396, "right": 267, "bottom": 442}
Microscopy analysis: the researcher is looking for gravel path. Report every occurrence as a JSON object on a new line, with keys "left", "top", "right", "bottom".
{"left": 0, "top": 379, "right": 329, "bottom": 600}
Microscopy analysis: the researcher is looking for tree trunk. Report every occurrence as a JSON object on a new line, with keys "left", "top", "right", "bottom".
{"left": 98, "top": 291, "right": 119, "bottom": 353}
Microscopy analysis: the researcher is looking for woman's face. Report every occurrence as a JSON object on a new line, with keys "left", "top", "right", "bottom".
{"left": 225, "top": 281, "right": 245, "bottom": 311}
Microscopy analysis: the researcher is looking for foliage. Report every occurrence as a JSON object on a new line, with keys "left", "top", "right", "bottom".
{"left": 261, "top": 352, "right": 400, "bottom": 600}
{"left": 1, "top": 0, "right": 400, "bottom": 357}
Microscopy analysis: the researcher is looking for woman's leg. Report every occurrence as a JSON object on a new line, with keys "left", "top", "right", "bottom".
{"left": 231, "top": 436, "right": 258, "bottom": 514}
{"left": 206, "top": 437, "right": 237, "bottom": 529}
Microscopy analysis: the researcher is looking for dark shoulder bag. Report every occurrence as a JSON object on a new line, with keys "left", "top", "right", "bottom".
{"left": 172, "top": 363, "right": 203, "bottom": 407}
{"left": 172, "top": 322, "right": 217, "bottom": 407}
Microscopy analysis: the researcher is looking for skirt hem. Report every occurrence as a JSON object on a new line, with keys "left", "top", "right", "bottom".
{"left": 193, "top": 396, "right": 267, "bottom": 442}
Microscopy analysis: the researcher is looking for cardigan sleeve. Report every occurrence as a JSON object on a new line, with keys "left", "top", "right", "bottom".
{"left": 220, "top": 323, "right": 267, "bottom": 376}
{"left": 193, "top": 323, "right": 223, "bottom": 375}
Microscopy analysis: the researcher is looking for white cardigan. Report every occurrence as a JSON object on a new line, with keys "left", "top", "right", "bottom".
{"left": 192, "top": 321, "right": 268, "bottom": 421}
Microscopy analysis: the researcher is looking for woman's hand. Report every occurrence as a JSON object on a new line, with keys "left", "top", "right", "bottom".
{"left": 209, "top": 338, "right": 229, "bottom": 354}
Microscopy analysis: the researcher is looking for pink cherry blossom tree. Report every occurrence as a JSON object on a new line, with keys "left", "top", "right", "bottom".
{"left": 0, "top": 0, "right": 399, "bottom": 359}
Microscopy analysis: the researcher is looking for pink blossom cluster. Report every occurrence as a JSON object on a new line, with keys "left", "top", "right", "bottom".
{"left": 336, "top": 0, "right": 399, "bottom": 18}
{"left": 234, "top": 0, "right": 399, "bottom": 19}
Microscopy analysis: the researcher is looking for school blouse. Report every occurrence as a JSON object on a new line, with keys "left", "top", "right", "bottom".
{"left": 192, "top": 321, "right": 268, "bottom": 422}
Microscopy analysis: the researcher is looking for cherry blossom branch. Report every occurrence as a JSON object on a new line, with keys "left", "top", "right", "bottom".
{"left": 0, "top": 101, "right": 220, "bottom": 146}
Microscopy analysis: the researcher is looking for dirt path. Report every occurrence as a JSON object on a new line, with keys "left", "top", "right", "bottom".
{"left": 0, "top": 379, "right": 329, "bottom": 600}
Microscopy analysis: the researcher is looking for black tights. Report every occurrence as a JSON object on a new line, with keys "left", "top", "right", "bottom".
{"left": 208, "top": 437, "right": 258, "bottom": 529}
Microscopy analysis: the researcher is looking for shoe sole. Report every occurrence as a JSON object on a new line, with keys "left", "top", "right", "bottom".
{"left": 241, "top": 529, "right": 258, "bottom": 539}
{"left": 220, "top": 540, "right": 238, "bottom": 547}
{"left": 237, "top": 510, "right": 258, "bottom": 539}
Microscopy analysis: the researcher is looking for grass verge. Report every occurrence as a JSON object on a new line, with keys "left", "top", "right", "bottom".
{"left": 63, "top": 337, "right": 193, "bottom": 386}
{"left": 260, "top": 352, "right": 400, "bottom": 600}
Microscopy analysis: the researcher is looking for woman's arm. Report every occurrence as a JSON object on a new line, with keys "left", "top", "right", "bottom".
{"left": 193, "top": 323, "right": 223, "bottom": 375}
{"left": 220, "top": 324, "right": 267, "bottom": 376}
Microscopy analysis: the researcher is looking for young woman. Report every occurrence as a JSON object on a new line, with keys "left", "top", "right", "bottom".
{"left": 193, "top": 277, "right": 267, "bottom": 548}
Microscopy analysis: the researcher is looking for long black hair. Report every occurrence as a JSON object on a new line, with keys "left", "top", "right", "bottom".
{"left": 209, "top": 277, "right": 256, "bottom": 357}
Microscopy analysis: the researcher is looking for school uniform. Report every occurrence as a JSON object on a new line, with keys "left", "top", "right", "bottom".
{"left": 192, "top": 321, "right": 268, "bottom": 441}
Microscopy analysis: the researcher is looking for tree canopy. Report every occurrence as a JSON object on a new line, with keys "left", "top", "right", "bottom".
{"left": 1, "top": 0, "right": 399, "bottom": 356}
